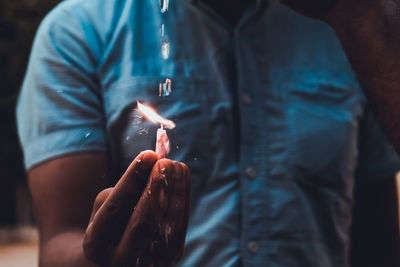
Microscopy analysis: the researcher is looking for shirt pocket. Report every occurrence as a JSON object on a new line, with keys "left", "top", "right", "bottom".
{"left": 105, "top": 76, "right": 217, "bottom": 190}
{"left": 286, "top": 77, "right": 362, "bottom": 188}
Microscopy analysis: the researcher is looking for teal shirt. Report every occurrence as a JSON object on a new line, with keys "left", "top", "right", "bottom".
{"left": 17, "top": 0, "right": 399, "bottom": 266}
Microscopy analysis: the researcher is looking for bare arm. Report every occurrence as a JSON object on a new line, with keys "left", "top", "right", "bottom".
{"left": 327, "top": 1, "right": 400, "bottom": 154}
{"left": 280, "top": 0, "right": 400, "bottom": 154}
{"left": 29, "top": 151, "right": 191, "bottom": 267}
{"left": 29, "top": 153, "right": 108, "bottom": 267}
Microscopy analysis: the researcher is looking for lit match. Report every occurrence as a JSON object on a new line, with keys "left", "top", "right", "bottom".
{"left": 137, "top": 101, "right": 175, "bottom": 158}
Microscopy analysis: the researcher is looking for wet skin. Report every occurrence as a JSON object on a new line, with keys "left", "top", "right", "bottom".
{"left": 30, "top": 151, "right": 190, "bottom": 267}
{"left": 83, "top": 151, "right": 190, "bottom": 266}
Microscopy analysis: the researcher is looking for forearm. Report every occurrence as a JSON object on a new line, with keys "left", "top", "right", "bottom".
{"left": 40, "top": 230, "right": 96, "bottom": 267}
{"left": 325, "top": 1, "right": 400, "bottom": 153}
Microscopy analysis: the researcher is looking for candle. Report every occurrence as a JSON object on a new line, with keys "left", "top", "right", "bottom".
{"left": 137, "top": 101, "right": 175, "bottom": 158}
{"left": 156, "top": 125, "right": 170, "bottom": 158}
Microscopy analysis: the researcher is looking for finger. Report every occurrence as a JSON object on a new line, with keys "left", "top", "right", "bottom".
{"left": 174, "top": 163, "right": 191, "bottom": 262}
{"left": 111, "top": 159, "right": 174, "bottom": 265}
{"left": 161, "top": 162, "right": 190, "bottom": 265}
{"left": 88, "top": 187, "right": 113, "bottom": 224}
{"left": 148, "top": 162, "right": 191, "bottom": 266}
{"left": 111, "top": 150, "right": 159, "bottom": 206}
{"left": 150, "top": 159, "right": 175, "bottom": 221}
{"left": 83, "top": 150, "right": 158, "bottom": 263}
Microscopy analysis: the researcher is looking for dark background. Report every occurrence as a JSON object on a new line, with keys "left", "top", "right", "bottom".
{"left": 0, "top": 0, "right": 62, "bottom": 226}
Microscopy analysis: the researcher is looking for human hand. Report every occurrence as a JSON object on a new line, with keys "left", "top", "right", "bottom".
{"left": 83, "top": 150, "right": 191, "bottom": 267}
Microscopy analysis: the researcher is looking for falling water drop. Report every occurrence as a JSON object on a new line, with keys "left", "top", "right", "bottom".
{"left": 129, "top": 110, "right": 143, "bottom": 126}
{"left": 85, "top": 132, "right": 91, "bottom": 138}
{"left": 159, "top": 78, "right": 172, "bottom": 96}
{"left": 138, "top": 128, "right": 149, "bottom": 135}
{"left": 160, "top": 0, "right": 169, "bottom": 13}
{"left": 161, "top": 40, "right": 170, "bottom": 59}
{"left": 161, "top": 24, "right": 165, "bottom": 36}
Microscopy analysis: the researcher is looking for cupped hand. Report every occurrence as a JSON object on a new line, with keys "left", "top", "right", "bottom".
{"left": 83, "top": 150, "right": 191, "bottom": 267}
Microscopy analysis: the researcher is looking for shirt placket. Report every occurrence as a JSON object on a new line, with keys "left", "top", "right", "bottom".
{"left": 188, "top": 1, "right": 271, "bottom": 265}
{"left": 233, "top": 5, "right": 272, "bottom": 266}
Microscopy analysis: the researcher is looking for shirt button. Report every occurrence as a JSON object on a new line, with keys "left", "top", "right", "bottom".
{"left": 241, "top": 93, "right": 251, "bottom": 105}
{"left": 245, "top": 166, "right": 257, "bottom": 179}
{"left": 248, "top": 241, "right": 259, "bottom": 253}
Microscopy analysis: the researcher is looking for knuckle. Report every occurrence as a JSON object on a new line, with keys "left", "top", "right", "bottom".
{"left": 132, "top": 151, "right": 158, "bottom": 173}
{"left": 173, "top": 161, "right": 182, "bottom": 172}
{"left": 95, "top": 188, "right": 113, "bottom": 205}
{"left": 139, "top": 149, "right": 156, "bottom": 157}
{"left": 180, "top": 162, "right": 190, "bottom": 174}
{"left": 139, "top": 150, "right": 158, "bottom": 164}
{"left": 154, "top": 159, "right": 175, "bottom": 175}
{"left": 104, "top": 198, "right": 123, "bottom": 214}
{"left": 157, "top": 158, "right": 174, "bottom": 168}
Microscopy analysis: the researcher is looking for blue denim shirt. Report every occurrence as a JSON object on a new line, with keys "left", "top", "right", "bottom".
{"left": 17, "top": 0, "right": 399, "bottom": 266}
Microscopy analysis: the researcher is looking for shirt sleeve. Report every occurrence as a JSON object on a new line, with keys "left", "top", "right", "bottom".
{"left": 16, "top": 3, "right": 106, "bottom": 170}
{"left": 355, "top": 105, "right": 400, "bottom": 184}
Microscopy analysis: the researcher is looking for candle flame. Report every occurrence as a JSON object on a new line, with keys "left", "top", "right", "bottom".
{"left": 137, "top": 101, "right": 176, "bottom": 130}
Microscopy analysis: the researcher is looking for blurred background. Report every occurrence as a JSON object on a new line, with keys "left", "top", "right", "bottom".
{"left": 0, "top": 1, "right": 61, "bottom": 266}
{"left": 0, "top": 1, "right": 399, "bottom": 267}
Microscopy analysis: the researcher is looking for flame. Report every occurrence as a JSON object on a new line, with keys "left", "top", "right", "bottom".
{"left": 137, "top": 101, "right": 176, "bottom": 130}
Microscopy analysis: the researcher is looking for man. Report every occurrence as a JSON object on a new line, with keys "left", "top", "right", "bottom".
{"left": 17, "top": 0, "right": 400, "bottom": 266}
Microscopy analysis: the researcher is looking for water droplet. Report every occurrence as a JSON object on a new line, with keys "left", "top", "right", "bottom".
{"left": 138, "top": 128, "right": 149, "bottom": 135}
{"left": 126, "top": 136, "right": 130, "bottom": 141}
{"left": 57, "top": 90, "right": 64, "bottom": 93}
{"left": 128, "top": 110, "right": 143, "bottom": 127}
{"left": 134, "top": 113, "right": 143, "bottom": 119}
{"left": 194, "top": 157, "right": 198, "bottom": 161}
{"left": 137, "top": 159, "right": 142, "bottom": 163}
{"left": 160, "top": 0, "right": 169, "bottom": 13}
{"left": 164, "top": 224, "right": 172, "bottom": 245}
{"left": 176, "top": 145, "right": 180, "bottom": 149}
{"left": 161, "top": 41, "right": 170, "bottom": 59}
{"left": 159, "top": 78, "right": 172, "bottom": 96}
{"left": 160, "top": 24, "right": 165, "bottom": 37}
{"left": 85, "top": 132, "right": 91, "bottom": 138}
